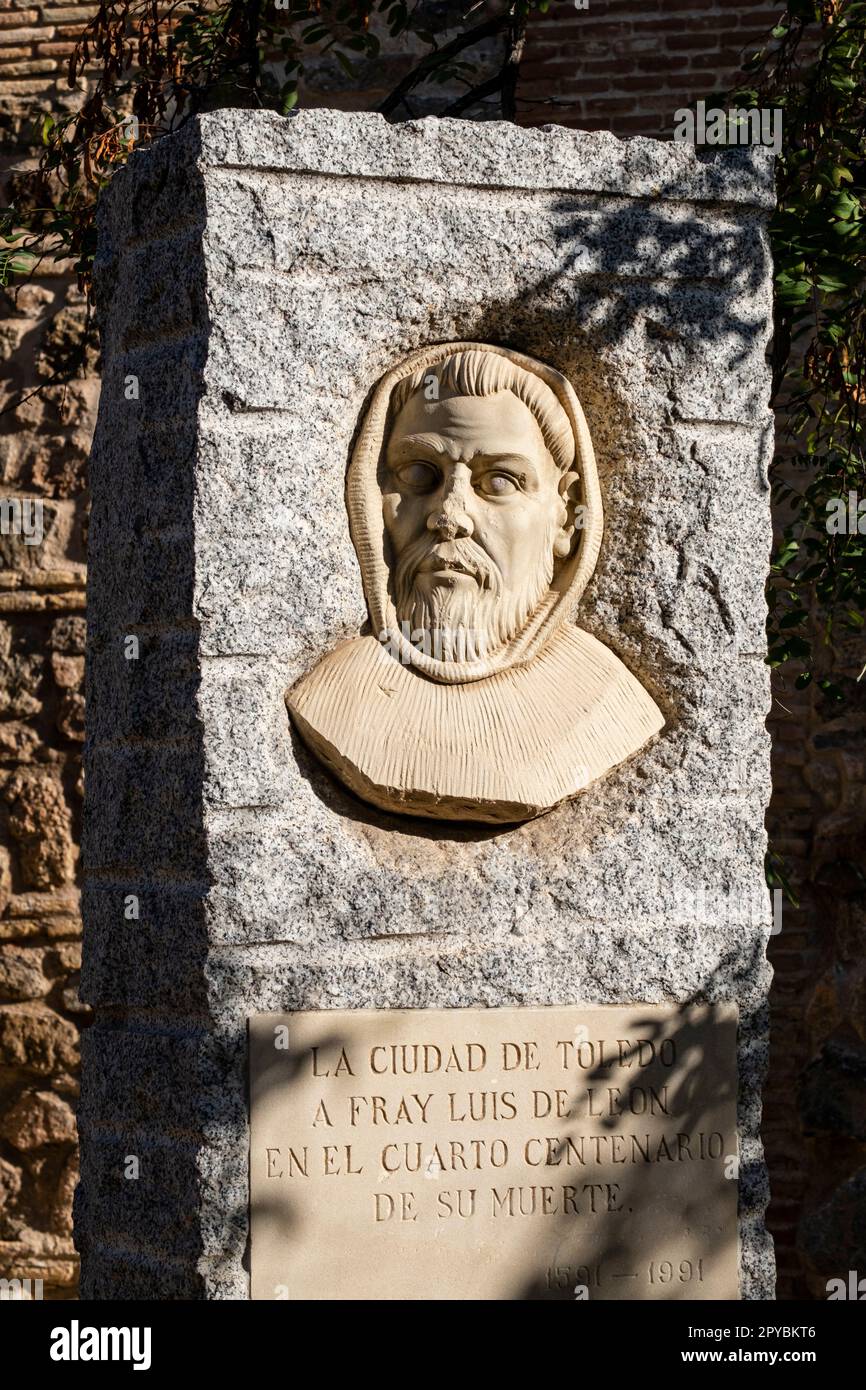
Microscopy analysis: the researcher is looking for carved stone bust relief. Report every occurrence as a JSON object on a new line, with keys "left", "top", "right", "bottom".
{"left": 287, "top": 342, "right": 664, "bottom": 822}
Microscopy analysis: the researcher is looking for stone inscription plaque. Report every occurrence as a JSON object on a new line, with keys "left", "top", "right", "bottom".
{"left": 249, "top": 1004, "right": 739, "bottom": 1300}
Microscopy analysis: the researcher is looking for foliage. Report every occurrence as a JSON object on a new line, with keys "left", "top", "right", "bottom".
{"left": 3, "top": 0, "right": 864, "bottom": 693}
{"left": 728, "top": 0, "right": 866, "bottom": 692}
{"left": 0, "top": 0, "right": 557, "bottom": 296}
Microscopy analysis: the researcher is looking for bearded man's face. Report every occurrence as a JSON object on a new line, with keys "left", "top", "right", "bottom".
{"left": 382, "top": 390, "right": 567, "bottom": 660}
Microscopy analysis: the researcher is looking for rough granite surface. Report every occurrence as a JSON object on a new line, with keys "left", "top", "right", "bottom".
{"left": 77, "top": 109, "right": 776, "bottom": 1299}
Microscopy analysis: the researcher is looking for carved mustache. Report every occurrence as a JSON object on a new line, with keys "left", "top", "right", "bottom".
{"left": 394, "top": 535, "right": 502, "bottom": 608}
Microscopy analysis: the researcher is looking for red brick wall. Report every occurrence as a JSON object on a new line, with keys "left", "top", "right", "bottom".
{"left": 517, "top": 0, "right": 782, "bottom": 136}
{"left": 0, "top": 1, "right": 95, "bottom": 139}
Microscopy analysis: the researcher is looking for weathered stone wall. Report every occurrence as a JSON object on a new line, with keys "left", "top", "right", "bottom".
{"left": 0, "top": 267, "right": 92, "bottom": 1295}
{"left": 0, "top": 2, "right": 97, "bottom": 1299}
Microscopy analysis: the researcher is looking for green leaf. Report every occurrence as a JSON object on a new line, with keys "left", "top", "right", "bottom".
{"left": 779, "top": 609, "right": 808, "bottom": 628}
{"left": 818, "top": 679, "right": 845, "bottom": 700}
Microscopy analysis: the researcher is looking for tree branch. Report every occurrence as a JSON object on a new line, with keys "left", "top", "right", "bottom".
{"left": 500, "top": 9, "right": 527, "bottom": 120}
{"left": 376, "top": 11, "right": 512, "bottom": 117}
{"left": 439, "top": 71, "right": 505, "bottom": 117}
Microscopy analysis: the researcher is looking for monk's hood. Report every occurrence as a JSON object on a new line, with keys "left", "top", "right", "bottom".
{"left": 346, "top": 341, "right": 604, "bottom": 684}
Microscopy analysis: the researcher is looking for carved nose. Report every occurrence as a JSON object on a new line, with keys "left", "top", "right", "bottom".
{"left": 427, "top": 506, "right": 472, "bottom": 540}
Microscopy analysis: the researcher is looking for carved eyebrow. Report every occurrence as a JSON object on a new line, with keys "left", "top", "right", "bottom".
{"left": 470, "top": 453, "right": 537, "bottom": 472}
{"left": 388, "top": 441, "right": 539, "bottom": 474}
{"left": 388, "top": 434, "right": 451, "bottom": 458}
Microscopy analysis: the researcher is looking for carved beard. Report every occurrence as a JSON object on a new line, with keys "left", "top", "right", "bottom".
{"left": 393, "top": 525, "right": 557, "bottom": 662}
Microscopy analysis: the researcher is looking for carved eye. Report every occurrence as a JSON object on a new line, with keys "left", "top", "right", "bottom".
{"left": 477, "top": 472, "right": 519, "bottom": 497}
{"left": 396, "top": 461, "right": 439, "bottom": 492}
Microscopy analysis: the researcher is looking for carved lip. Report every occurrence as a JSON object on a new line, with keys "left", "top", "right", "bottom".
{"left": 416, "top": 557, "right": 478, "bottom": 578}
{"left": 414, "top": 541, "right": 488, "bottom": 580}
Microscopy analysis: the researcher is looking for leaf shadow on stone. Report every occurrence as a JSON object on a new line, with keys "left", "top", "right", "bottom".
{"left": 242, "top": 1022, "right": 352, "bottom": 1294}
{"left": 501, "top": 984, "right": 764, "bottom": 1302}
{"left": 290, "top": 172, "right": 771, "bottom": 855}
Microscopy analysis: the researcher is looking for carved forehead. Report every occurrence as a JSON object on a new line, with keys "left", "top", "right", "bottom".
{"left": 388, "top": 349, "right": 576, "bottom": 473}
{"left": 386, "top": 390, "right": 556, "bottom": 468}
